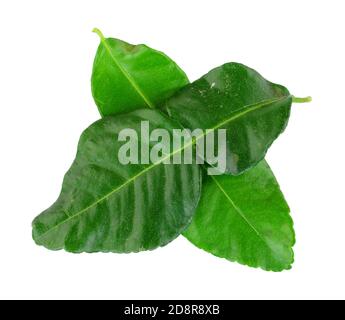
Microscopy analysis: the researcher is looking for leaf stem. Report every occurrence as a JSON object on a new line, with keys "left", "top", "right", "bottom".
{"left": 92, "top": 28, "right": 106, "bottom": 41}
{"left": 292, "top": 96, "right": 312, "bottom": 103}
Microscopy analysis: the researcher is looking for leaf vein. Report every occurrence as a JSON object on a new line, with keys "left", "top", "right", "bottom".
{"left": 100, "top": 37, "right": 155, "bottom": 109}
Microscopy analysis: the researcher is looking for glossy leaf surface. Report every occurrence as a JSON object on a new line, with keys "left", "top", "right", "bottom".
{"left": 32, "top": 109, "right": 201, "bottom": 253}
{"left": 91, "top": 29, "right": 189, "bottom": 116}
{"left": 165, "top": 63, "right": 292, "bottom": 175}
{"left": 183, "top": 161, "right": 295, "bottom": 271}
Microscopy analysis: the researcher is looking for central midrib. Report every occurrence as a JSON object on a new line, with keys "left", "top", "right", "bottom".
{"left": 101, "top": 37, "right": 155, "bottom": 109}
{"left": 37, "top": 96, "right": 289, "bottom": 240}
{"left": 210, "top": 174, "right": 290, "bottom": 262}
{"left": 211, "top": 175, "right": 267, "bottom": 243}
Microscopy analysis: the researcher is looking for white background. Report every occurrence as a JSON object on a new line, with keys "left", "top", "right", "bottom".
{"left": 0, "top": 0, "right": 344, "bottom": 300}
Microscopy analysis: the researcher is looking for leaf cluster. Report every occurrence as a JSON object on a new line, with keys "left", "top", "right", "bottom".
{"left": 32, "top": 29, "right": 311, "bottom": 271}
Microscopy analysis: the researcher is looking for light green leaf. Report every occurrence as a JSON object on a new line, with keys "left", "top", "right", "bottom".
{"left": 91, "top": 28, "right": 189, "bottom": 117}
{"left": 183, "top": 161, "right": 295, "bottom": 271}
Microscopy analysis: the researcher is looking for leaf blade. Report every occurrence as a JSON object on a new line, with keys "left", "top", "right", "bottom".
{"left": 165, "top": 63, "right": 292, "bottom": 175}
{"left": 33, "top": 109, "right": 202, "bottom": 253}
{"left": 183, "top": 161, "right": 295, "bottom": 271}
{"left": 91, "top": 30, "right": 189, "bottom": 116}
{"left": 92, "top": 28, "right": 155, "bottom": 110}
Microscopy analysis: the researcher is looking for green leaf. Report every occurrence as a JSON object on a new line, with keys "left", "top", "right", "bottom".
{"left": 183, "top": 161, "right": 295, "bottom": 271}
{"left": 32, "top": 109, "right": 202, "bottom": 253}
{"left": 164, "top": 62, "right": 293, "bottom": 175}
{"left": 91, "top": 28, "right": 189, "bottom": 117}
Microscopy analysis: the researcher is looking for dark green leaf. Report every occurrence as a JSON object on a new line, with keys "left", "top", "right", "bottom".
{"left": 164, "top": 63, "right": 293, "bottom": 175}
{"left": 32, "top": 109, "right": 202, "bottom": 253}
{"left": 91, "top": 29, "right": 189, "bottom": 117}
{"left": 183, "top": 161, "right": 295, "bottom": 271}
